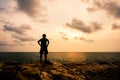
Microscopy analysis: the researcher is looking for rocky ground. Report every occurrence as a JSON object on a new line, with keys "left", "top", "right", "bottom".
{"left": 64, "top": 61, "right": 120, "bottom": 80}
{"left": 0, "top": 61, "right": 120, "bottom": 80}
{"left": 0, "top": 61, "right": 83, "bottom": 80}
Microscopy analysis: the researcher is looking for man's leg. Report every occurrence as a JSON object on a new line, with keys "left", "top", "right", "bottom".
{"left": 44, "top": 50, "right": 48, "bottom": 61}
{"left": 44, "top": 54, "right": 47, "bottom": 61}
{"left": 40, "top": 50, "right": 43, "bottom": 62}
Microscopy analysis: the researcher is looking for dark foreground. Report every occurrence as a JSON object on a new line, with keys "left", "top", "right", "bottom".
{"left": 0, "top": 61, "right": 120, "bottom": 80}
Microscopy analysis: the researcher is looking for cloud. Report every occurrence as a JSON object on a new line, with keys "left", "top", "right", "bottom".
{"left": 16, "top": 0, "right": 45, "bottom": 17}
{"left": 0, "top": 41, "right": 9, "bottom": 46}
{"left": 0, "top": 41, "right": 14, "bottom": 46}
{"left": 0, "top": 20, "right": 11, "bottom": 24}
{"left": 59, "top": 32, "right": 67, "bottom": 36}
{"left": 12, "top": 34, "right": 36, "bottom": 42}
{"left": 0, "top": 0, "right": 16, "bottom": 13}
{"left": 75, "top": 37, "right": 93, "bottom": 42}
{"left": 112, "top": 23, "right": 120, "bottom": 30}
{"left": 59, "top": 32, "right": 69, "bottom": 40}
{"left": 87, "top": 0, "right": 120, "bottom": 19}
{"left": 2, "top": 24, "right": 36, "bottom": 42}
{"left": 0, "top": 39, "right": 26, "bottom": 46}
{"left": 1, "top": 22, "right": 36, "bottom": 46}
{"left": 3, "top": 24, "right": 32, "bottom": 35}
{"left": 87, "top": 7, "right": 97, "bottom": 12}
{"left": 66, "top": 18, "right": 102, "bottom": 33}
{"left": 0, "top": 0, "right": 47, "bottom": 22}
{"left": 0, "top": 8, "right": 5, "bottom": 12}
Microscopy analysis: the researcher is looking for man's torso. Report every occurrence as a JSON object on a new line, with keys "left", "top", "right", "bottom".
{"left": 40, "top": 38, "right": 48, "bottom": 50}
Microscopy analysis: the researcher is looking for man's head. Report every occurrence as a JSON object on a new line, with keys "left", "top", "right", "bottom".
{"left": 42, "top": 34, "right": 46, "bottom": 38}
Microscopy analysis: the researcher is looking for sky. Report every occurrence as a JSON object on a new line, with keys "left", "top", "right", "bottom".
{"left": 0, "top": 0, "right": 120, "bottom": 52}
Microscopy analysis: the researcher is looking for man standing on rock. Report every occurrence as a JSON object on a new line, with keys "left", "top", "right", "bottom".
{"left": 38, "top": 34, "right": 49, "bottom": 62}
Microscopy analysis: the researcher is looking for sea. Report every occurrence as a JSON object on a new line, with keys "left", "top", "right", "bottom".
{"left": 0, "top": 52, "right": 120, "bottom": 64}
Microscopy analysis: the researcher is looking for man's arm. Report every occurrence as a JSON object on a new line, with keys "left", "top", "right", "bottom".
{"left": 47, "top": 39, "right": 49, "bottom": 46}
{"left": 38, "top": 40, "right": 41, "bottom": 46}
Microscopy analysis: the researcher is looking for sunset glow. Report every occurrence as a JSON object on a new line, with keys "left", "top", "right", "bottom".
{"left": 0, "top": 0, "right": 120, "bottom": 52}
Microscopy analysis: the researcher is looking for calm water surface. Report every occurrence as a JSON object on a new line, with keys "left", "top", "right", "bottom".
{"left": 0, "top": 52, "right": 120, "bottom": 63}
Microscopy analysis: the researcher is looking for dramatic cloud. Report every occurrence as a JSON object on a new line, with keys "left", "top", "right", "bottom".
{"left": 87, "top": 0, "right": 120, "bottom": 19}
{"left": 59, "top": 32, "right": 69, "bottom": 40}
{"left": 1, "top": 22, "right": 36, "bottom": 46}
{"left": 66, "top": 18, "right": 102, "bottom": 33}
{"left": 112, "top": 23, "right": 120, "bottom": 30}
{"left": 16, "top": 0, "right": 44, "bottom": 17}
{"left": 75, "top": 37, "right": 93, "bottom": 42}
{"left": 3, "top": 24, "right": 32, "bottom": 35}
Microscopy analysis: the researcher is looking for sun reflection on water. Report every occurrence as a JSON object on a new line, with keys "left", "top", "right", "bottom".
{"left": 66, "top": 52, "right": 86, "bottom": 62}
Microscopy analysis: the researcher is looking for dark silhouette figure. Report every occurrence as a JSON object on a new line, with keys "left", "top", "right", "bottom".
{"left": 38, "top": 34, "right": 49, "bottom": 62}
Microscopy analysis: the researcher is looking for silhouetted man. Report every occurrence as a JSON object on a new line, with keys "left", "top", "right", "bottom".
{"left": 38, "top": 34, "right": 49, "bottom": 62}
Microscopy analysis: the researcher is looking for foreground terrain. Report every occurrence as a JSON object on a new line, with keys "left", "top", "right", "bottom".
{"left": 0, "top": 61, "right": 120, "bottom": 80}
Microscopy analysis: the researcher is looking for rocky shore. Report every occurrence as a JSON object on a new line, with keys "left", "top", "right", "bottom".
{"left": 64, "top": 61, "right": 120, "bottom": 80}
{"left": 0, "top": 61, "right": 120, "bottom": 80}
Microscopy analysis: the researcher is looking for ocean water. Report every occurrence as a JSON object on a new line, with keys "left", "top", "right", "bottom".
{"left": 0, "top": 52, "right": 120, "bottom": 63}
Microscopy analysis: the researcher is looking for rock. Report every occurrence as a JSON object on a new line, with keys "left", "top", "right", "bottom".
{"left": 0, "top": 61, "right": 83, "bottom": 80}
